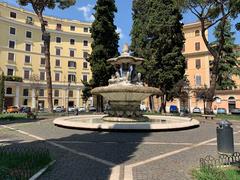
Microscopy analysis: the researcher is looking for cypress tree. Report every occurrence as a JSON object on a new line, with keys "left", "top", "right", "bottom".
{"left": 213, "top": 20, "right": 240, "bottom": 90}
{"left": 131, "top": 0, "right": 185, "bottom": 113}
{"left": 89, "top": 0, "right": 119, "bottom": 111}
{"left": 0, "top": 72, "right": 5, "bottom": 113}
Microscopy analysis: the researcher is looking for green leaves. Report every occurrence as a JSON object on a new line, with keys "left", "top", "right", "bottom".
{"left": 89, "top": 0, "right": 119, "bottom": 88}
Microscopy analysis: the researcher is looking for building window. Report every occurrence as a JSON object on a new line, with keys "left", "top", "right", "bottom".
{"left": 10, "top": 12, "right": 16, "bottom": 18}
{"left": 185, "top": 59, "right": 188, "bottom": 69}
{"left": 70, "top": 39, "right": 75, "bottom": 45}
{"left": 56, "top": 37, "right": 61, "bottom": 43}
{"left": 56, "top": 48, "right": 61, "bottom": 56}
{"left": 70, "top": 50, "right": 75, "bottom": 57}
{"left": 41, "top": 46, "right": 45, "bottom": 54}
{"left": 182, "top": 44, "right": 185, "bottom": 52}
{"left": 26, "top": 31, "right": 32, "bottom": 38}
{"left": 55, "top": 73, "right": 60, "bottom": 81}
{"left": 54, "top": 99, "right": 59, "bottom": 106}
{"left": 39, "top": 89, "right": 44, "bottom": 96}
{"left": 54, "top": 90, "right": 59, "bottom": 97}
{"left": 83, "top": 62, "right": 88, "bottom": 69}
{"left": 24, "top": 70, "right": 30, "bottom": 79}
{"left": 83, "top": 74, "right": 88, "bottom": 82}
{"left": 23, "top": 89, "right": 29, "bottom": 96}
{"left": 25, "top": 55, "right": 31, "bottom": 64}
{"left": 8, "top": 53, "right": 15, "bottom": 61}
{"left": 9, "top": 27, "right": 16, "bottom": 35}
{"left": 83, "top": 52, "right": 88, "bottom": 59}
{"left": 70, "top": 26, "right": 75, "bottom": 31}
{"left": 83, "top": 40, "right": 88, "bottom": 46}
{"left": 25, "top": 43, "right": 31, "bottom": 52}
{"left": 55, "top": 59, "right": 60, "bottom": 67}
{"left": 68, "top": 90, "right": 73, "bottom": 97}
{"left": 68, "top": 74, "right": 76, "bottom": 82}
{"left": 195, "top": 75, "right": 202, "bottom": 86}
{"left": 9, "top": 40, "right": 15, "bottom": 49}
{"left": 68, "top": 61, "right": 76, "bottom": 68}
{"left": 83, "top": 27, "right": 89, "bottom": 32}
{"left": 6, "top": 87, "right": 12, "bottom": 94}
{"left": 56, "top": 23, "right": 62, "bottom": 31}
{"left": 40, "top": 58, "right": 46, "bottom": 65}
{"left": 7, "top": 69, "right": 14, "bottom": 76}
{"left": 195, "top": 42, "right": 200, "bottom": 51}
{"left": 195, "top": 59, "right": 201, "bottom": 69}
{"left": 40, "top": 72, "right": 45, "bottom": 81}
{"left": 23, "top": 99, "right": 28, "bottom": 105}
{"left": 26, "top": 16, "right": 33, "bottom": 25}
{"left": 195, "top": 30, "right": 200, "bottom": 36}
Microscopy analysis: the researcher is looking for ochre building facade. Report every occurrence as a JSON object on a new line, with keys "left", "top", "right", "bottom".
{"left": 0, "top": 2, "right": 92, "bottom": 110}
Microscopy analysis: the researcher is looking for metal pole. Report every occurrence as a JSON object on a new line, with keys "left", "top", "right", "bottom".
{"left": 67, "top": 82, "right": 70, "bottom": 116}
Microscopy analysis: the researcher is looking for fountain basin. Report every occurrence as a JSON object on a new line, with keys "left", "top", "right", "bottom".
{"left": 53, "top": 115, "right": 200, "bottom": 131}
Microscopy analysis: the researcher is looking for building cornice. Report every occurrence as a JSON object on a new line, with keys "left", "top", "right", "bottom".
{"left": 184, "top": 51, "right": 211, "bottom": 58}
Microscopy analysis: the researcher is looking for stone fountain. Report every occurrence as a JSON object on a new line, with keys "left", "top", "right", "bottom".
{"left": 53, "top": 44, "right": 199, "bottom": 131}
{"left": 91, "top": 44, "right": 161, "bottom": 122}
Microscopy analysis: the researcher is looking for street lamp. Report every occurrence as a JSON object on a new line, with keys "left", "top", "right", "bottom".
{"left": 67, "top": 81, "right": 71, "bottom": 116}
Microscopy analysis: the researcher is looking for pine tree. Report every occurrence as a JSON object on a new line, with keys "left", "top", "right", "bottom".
{"left": 213, "top": 20, "right": 240, "bottom": 90}
{"left": 131, "top": 0, "right": 185, "bottom": 113}
{"left": 0, "top": 72, "right": 5, "bottom": 113}
{"left": 18, "top": 0, "right": 76, "bottom": 112}
{"left": 89, "top": 0, "right": 119, "bottom": 112}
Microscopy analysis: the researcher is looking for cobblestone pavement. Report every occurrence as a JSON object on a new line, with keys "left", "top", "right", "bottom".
{"left": 1, "top": 118, "right": 240, "bottom": 180}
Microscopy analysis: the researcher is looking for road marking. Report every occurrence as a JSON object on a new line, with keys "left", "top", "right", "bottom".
{"left": 51, "top": 140, "right": 193, "bottom": 146}
{"left": 124, "top": 130, "right": 240, "bottom": 180}
{"left": 0, "top": 125, "right": 120, "bottom": 180}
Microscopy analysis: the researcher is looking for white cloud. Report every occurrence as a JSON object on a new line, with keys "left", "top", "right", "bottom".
{"left": 78, "top": 4, "right": 94, "bottom": 22}
{"left": 116, "top": 27, "right": 124, "bottom": 39}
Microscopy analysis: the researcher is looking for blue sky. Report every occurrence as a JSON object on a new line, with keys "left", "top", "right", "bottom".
{"left": 3, "top": 0, "right": 240, "bottom": 50}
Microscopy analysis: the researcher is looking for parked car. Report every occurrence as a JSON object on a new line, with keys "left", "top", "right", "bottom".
{"left": 192, "top": 107, "right": 201, "bottom": 114}
{"left": 68, "top": 106, "right": 76, "bottom": 112}
{"left": 7, "top": 106, "right": 19, "bottom": 113}
{"left": 89, "top": 106, "right": 96, "bottom": 112}
{"left": 140, "top": 104, "right": 147, "bottom": 111}
{"left": 217, "top": 108, "right": 227, "bottom": 114}
{"left": 78, "top": 107, "right": 86, "bottom": 112}
{"left": 231, "top": 108, "right": 240, "bottom": 115}
{"left": 53, "top": 106, "right": 65, "bottom": 113}
{"left": 19, "top": 107, "right": 31, "bottom": 113}
{"left": 170, "top": 105, "right": 178, "bottom": 113}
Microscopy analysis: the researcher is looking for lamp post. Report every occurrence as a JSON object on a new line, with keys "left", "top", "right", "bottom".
{"left": 67, "top": 81, "right": 71, "bottom": 116}
{"left": 183, "top": 85, "right": 190, "bottom": 114}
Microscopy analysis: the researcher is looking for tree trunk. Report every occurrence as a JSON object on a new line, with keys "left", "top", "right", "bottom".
{"left": 159, "top": 95, "right": 166, "bottom": 114}
{"left": 0, "top": 73, "right": 4, "bottom": 113}
{"left": 37, "top": 13, "right": 53, "bottom": 112}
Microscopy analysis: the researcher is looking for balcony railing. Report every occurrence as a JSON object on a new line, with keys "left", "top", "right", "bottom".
{"left": 5, "top": 76, "right": 23, "bottom": 82}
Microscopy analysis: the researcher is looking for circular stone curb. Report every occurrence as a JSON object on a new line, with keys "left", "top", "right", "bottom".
{"left": 53, "top": 115, "right": 200, "bottom": 131}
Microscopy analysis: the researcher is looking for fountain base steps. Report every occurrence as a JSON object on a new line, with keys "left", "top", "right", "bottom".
{"left": 53, "top": 115, "right": 200, "bottom": 131}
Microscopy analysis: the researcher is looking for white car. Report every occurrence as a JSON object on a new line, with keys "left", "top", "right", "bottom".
{"left": 140, "top": 104, "right": 146, "bottom": 111}
{"left": 68, "top": 106, "right": 76, "bottom": 112}
{"left": 53, "top": 106, "right": 65, "bottom": 113}
{"left": 192, "top": 107, "right": 201, "bottom": 113}
{"left": 78, "top": 107, "right": 86, "bottom": 112}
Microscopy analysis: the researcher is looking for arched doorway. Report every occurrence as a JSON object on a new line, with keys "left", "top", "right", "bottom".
{"left": 228, "top": 97, "right": 236, "bottom": 113}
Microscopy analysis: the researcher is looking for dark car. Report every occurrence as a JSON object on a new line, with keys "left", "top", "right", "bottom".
{"left": 192, "top": 107, "right": 201, "bottom": 114}
{"left": 89, "top": 106, "right": 96, "bottom": 112}
{"left": 231, "top": 108, "right": 240, "bottom": 115}
{"left": 170, "top": 105, "right": 178, "bottom": 113}
{"left": 19, "top": 107, "right": 31, "bottom": 113}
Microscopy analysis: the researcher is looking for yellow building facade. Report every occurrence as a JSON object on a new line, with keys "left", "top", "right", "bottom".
{"left": 0, "top": 2, "right": 92, "bottom": 110}
{"left": 146, "top": 22, "right": 240, "bottom": 113}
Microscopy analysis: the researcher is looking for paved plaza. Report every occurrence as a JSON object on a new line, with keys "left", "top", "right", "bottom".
{"left": 1, "top": 117, "right": 240, "bottom": 180}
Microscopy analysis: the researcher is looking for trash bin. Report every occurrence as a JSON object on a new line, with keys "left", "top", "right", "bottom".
{"left": 216, "top": 120, "right": 234, "bottom": 154}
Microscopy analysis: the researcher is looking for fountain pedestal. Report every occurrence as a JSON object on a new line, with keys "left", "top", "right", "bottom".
{"left": 91, "top": 44, "right": 161, "bottom": 122}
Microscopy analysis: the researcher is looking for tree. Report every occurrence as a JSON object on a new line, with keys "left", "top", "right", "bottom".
{"left": 131, "top": 0, "right": 186, "bottom": 113}
{"left": 212, "top": 20, "right": 240, "bottom": 90}
{"left": 0, "top": 72, "right": 5, "bottom": 113}
{"left": 30, "top": 74, "right": 41, "bottom": 118}
{"left": 194, "top": 85, "right": 209, "bottom": 114}
{"left": 81, "top": 80, "right": 92, "bottom": 109}
{"left": 18, "top": 0, "right": 76, "bottom": 112}
{"left": 176, "top": 0, "right": 240, "bottom": 112}
{"left": 89, "top": 0, "right": 119, "bottom": 112}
